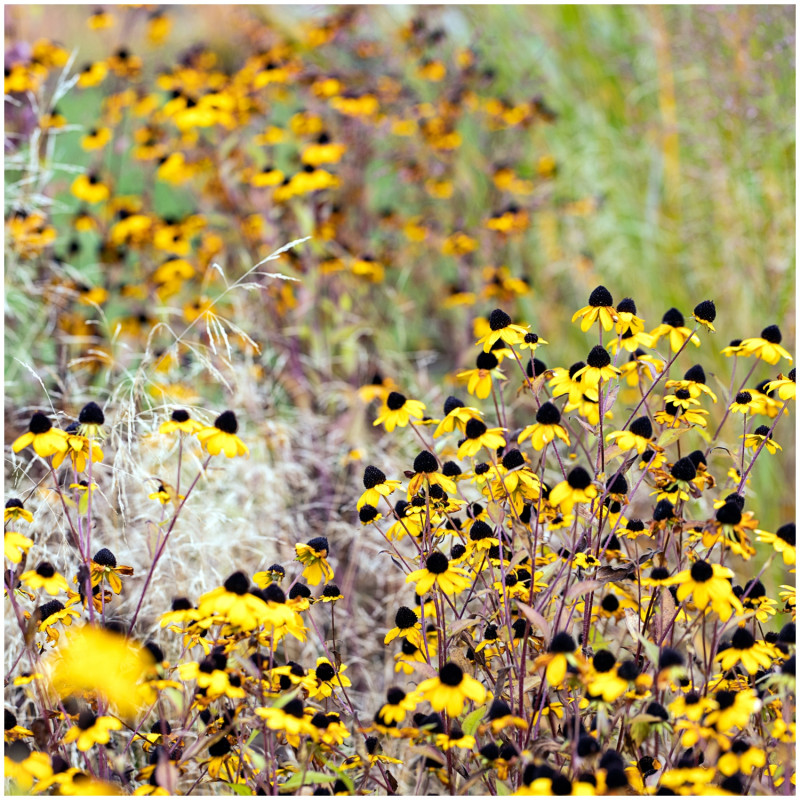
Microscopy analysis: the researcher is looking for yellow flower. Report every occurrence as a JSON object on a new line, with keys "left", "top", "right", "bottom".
{"left": 457, "top": 419, "right": 506, "bottom": 458}
{"left": 518, "top": 401, "right": 570, "bottom": 450}
{"left": 605, "top": 415, "right": 653, "bottom": 454}
{"left": 756, "top": 523, "right": 795, "bottom": 565}
{"left": 357, "top": 465, "right": 402, "bottom": 510}
{"left": 728, "top": 390, "right": 760, "bottom": 414}
{"left": 20, "top": 563, "right": 69, "bottom": 595}
{"left": 12, "top": 412, "right": 69, "bottom": 458}
{"left": 373, "top": 391, "right": 426, "bottom": 432}
{"left": 307, "top": 657, "right": 351, "bottom": 700}
{"left": 48, "top": 625, "right": 153, "bottom": 717}
{"left": 51, "top": 432, "right": 104, "bottom": 473}
{"left": 89, "top": 548, "right": 134, "bottom": 594}
{"left": 457, "top": 353, "right": 503, "bottom": 400}
{"left": 665, "top": 561, "right": 743, "bottom": 622}
{"left": 549, "top": 466, "right": 598, "bottom": 514}
{"left": 764, "top": 368, "right": 796, "bottom": 400}
{"left": 691, "top": 299, "right": 717, "bottom": 332}
{"left": 256, "top": 698, "right": 315, "bottom": 740}
{"left": 417, "top": 662, "right": 487, "bottom": 717}
{"left": 196, "top": 410, "right": 248, "bottom": 457}
{"left": 715, "top": 628, "right": 780, "bottom": 675}
{"left": 572, "top": 285, "right": 618, "bottom": 332}
{"left": 197, "top": 572, "right": 268, "bottom": 631}
{"left": 532, "top": 631, "right": 581, "bottom": 687}
{"left": 572, "top": 345, "right": 620, "bottom": 389}
{"left": 741, "top": 424, "right": 781, "bottom": 454}
{"left": 644, "top": 308, "right": 700, "bottom": 352}
{"left": 406, "top": 552, "right": 471, "bottom": 595}
{"left": 704, "top": 689, "right": 760, "bottom": 734}
{"left": 4, "top": 744, "right": 53, "bottom": 793}
{"left": 81, "top": 126, "right": 111, "bottom": 151}
{"left": 295, "top": 537, "right": 334, "bottom": 586}
{"left": 4, "top": 530, "right": 33, "bottom": 563}
{"left": 71, "top": 173, "right": 110, "bottom": 204}
{"left": 62, "top": 711, "right": 122, "bottom": 752}
{"left": 738, "top": 325, "right": 792, "bottom": 365}
{"left": 475, "top": 308, "right": 529, "bottom": 352}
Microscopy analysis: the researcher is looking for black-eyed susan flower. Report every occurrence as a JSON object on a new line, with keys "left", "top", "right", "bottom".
{"left": 457, "top": 350, "right": 503, "bottom": 399}
{"left": 307, "top": 657, "right": 351, "bottom": 700}
{"left": 572, "top": 346, "right": 620, "bottom": 389}
{"left": 4, "top": 710, "right": 33, "bottom": 743}
{"left": 533, "top": 631, "right": 581, "bottom": 687}
{"left": 374, "top": 687, "right": 420, "bottom": 728}
{"left": 728, "top": 390, "right": 759, "bottom": 415}
{"left": 51, "top": 428, "right": 104, "bottom": 473}
{"left": 572, "top": 285, "right": 617, "bottom": 332}
{"left": 586, "top": 650, "right": 629, "bottom": 702}
{"left": 62, "top": 710, "right": 122, "bottom": 752}
{"left": 433, "top": 396, "right": 482, "bottom": 438}
{"left": 606, "top": 415, "right": 653, "bottom": 454}
{"left": 614, "top": 296, "right": 645, "bottom": 335}
{"left": 481, "top": 698, "right": 528, "bottom": 734}
{"left": 384, "top": 606, "right": 423, "bottom": 647}
{"left": 457, "top": 418, "right": 506, "bottom": 458}
{"left": 196, "top": 411, "right": 248, "bottom": 457}
{"left": 654, "top": 399, "right": 708, "bottom": 428}
{"left": 475, "top": 308, "right": 529, "bottom": 352}
{"left": 756, "top": 523, "right": 795, "bottom": 565}
{"left": 197, "top": 571, "right": 267, "bottom": 631}
{"left": 4, "top": 498, "right": 33, "bottom": 524}
{"left": 4, "top": 742, "right": 54, "bottom": 794}
{"left": 71, "top": 173, "right": 110, "bottom": 204}
{"left": 295, "top": 537, "right": 334, "bottom": 586}
{"left": 373, "top": 391, "right": 426, "bottom": 432}
{"left": 715, "top": 628, "right": 780, "bottom": 674}
{"left": 406, "top": 551, "right": 471, "bottom": 595}
{"left": 20, "top": 562, "right": 69, "bottom": 596}
{"left": 738, "top": 325, "right": 793, "bottom": 365}
{"left": 256, "top": 698, "right": 314, "bottom": 741}
{"left": 12, "top": 412, "right": 69, "bottom": 458}
{"left": 692, "top": 299, "right": 717, "bottom": 332}
{"left": 308, "top": 711, "right": 350, "bottom": 747}
{"left": 35, "top": 598, "right": 82, "bottom": 642}
{"left": 645, "top": 308, "right": 700, "bottom": 352}
{"left": 4, "top": 530, "right": 33, "bottom": 564}
{"left": 417, "top": 662, "right": 486, "bottom": 716}
{"left": 549, "top": 466, "right": 597, "bottom": 514}
{"left": 357, "top": 466, "right": 402, "bottom": 509}
{"left": 705, "top": 689, "right": 760, "bottom": 734}
{"left": 717, "top": 739, "right": 767, "bottom": 777}
{"left": 665, "top": 364, "right": 718, "bottom": 403}
{"left": 406, "top": 450, "right": 456, "bottom": 498}
{"left": 764, "top": 368, "right": 796, "bottom": 400}
{"left": 666, "top": 560, "right": 743, "bottom": 622}
{"left": 518, "top": 401, "right": 570, "bottom": 449}
{"left": 89, "top": 548, "right": 134, "bottom": 594}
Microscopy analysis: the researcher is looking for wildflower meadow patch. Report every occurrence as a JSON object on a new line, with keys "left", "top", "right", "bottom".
{"left": 4, "top": 5, "right": 796, "bottom": 797}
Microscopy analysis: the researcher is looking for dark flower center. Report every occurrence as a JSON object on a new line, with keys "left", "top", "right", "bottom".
{"left": 476, "top": 351, "right": 498, "bottom": 370}
{"left": 524, "top": 332, "right": 539, "bottom": 344}
{"left": 450, "top": 543, "right": 466, "bottom": 559}
{"left": 171, "top": 409, "right": 189, "bottom": 422}
{"left": 413, "top": 451, "right": 438, "bottom": 474}
{"left": 731, "top": 627, "right": 755, "bottom": 650}
{"left": 652, "top": 500, "right": 674, "bottom": 521}
{"left": 627, "top": 519, "right": 645, "bottom": 532}
{"left": 645, "top": 702, "right": 669, "bottom": 721}
{"left": 683, "top": 365, "right": 706, "bottom": 384}
{"left": 754, "top": 425, "right": 771, "bottom": 437}
{"left": 568, "top": 361, "right": 586, "bottom": 379}
{"left": 690, "top": 560, "right": 713, "bottom": 583}
{"left": 77, "top": 710, "right": 97, "bottom": 730}
{"left": 671, "top": 458, "right": 696, "bottom": 482}
{"left": 386, "top": 391, "right": 406, "bottom": 411}
{"left": 502, "top": 449, "right": 525, "bottom": 470}
{"left": 208, "top": 738, "right": 231, "bottom": 757}
{"left": 425, "top": 552, "right": 449, "bottom": 574}
{"left": 549, "top": 631, "right": 576, "bottom": 653}
{"left": 566, "top": 467, "right": 591, "bottom": 490}
{"left": 386, "top": 687, "right": 406, "bottom": 705}
{"left": 223, "top": 571, "right": 249, "bottom": 595}
{"left": 761, "top": 325, "right": 781, "bottom": 343}
{"left": 658, "top": 648, "right": 684, "bottom": 670}
{"left": 687, "top": 450, "right": 707, "bottom": 468}
{"left": 629, "top": 416, "right": 653, "bottom": 439}
{"left": 306, "top": 536, "right": 329, "bottom": 555}
{"left": 263, "top": 584, "right": 287, "bottom": 604}
{"left": 359, "top": 504, "right": 379, "bottom": 523}
{"left": 617, "top": 660, "right": 640, "bottom": 681}
{"left": 214, "top": 411, "right": 238, "bottom": 434}
{"left": 601, "top": 595, "right": 620, "bottom": 613}
{"left": 37, "top": 599, "right": 65, "bottom": 620}
{"left": 593, "top": 650, "right": 616, "bottom": 672}
{"left": 587, "top": 345, "right": 611, "bottom": 369}
{"left": 777, "top": 523, "right": 795, "bottom": 546}
{"left": 735, "top": 391, "right": 752, "bottom": 405}
{"left": 93, "top": 548, "right": 117, "bottom": 568}
{"left": 661, "top": 308, "right": 685, "bottom": 328}
{"left": 322, "top": 584, "right": 341, "bottom": 598}
{"left": 487, "top": 699, "right": 511, "bottom": 720}
{"left": 470, "top": 521, "right": 493, "bottom": 541}
{"left": 715, "top": 690, "right": 735, "bottom": 710}
{"left": 716, "top": 503, "right": 742, "bottom": 526}
{"left": 489, "top": 308, "right": 512, "bottom": 331}
{"left": 693, "top": 300, "right": 716, "bottom": 323}
{"left": 78, "top": 402, "right": 105, "bottom": 425}
{"left": 36, "top": 562, "right": 56, "bottom": 578}
{"left": 536, "top": 401, "right": 561, "bottom": 425}
{"left": 588, "top": 285, "right": 613, "bottom": 307}
{"left": 289, "top": 583, "right": 311, "bottom": 600}
{"left": 616, "top": 297, "right": 636, "bottom": 314}
{"left": 465, "top": 418, "right": 487, "bottom": 439}
{"left": 439, "top": 662, "right": 464, "bottom": 686}
{"left": 442, "top": 396, "right": 464, "bottom": 416}
{"left": 363, "top": 465, "right": 386, "bottom": 489}
{"left": 315, "top": 662, "right": 336, "bottom": 682}
{"left": 6, "top": 498, "right": 23, "bottom": 509}
{"left": 29, "top": 412, "right": 53, "bottom": 434}
{"left": 395, "top": 606, "right": 418, "bottom": 628}
{"left": 606, "top": 474, "right": 628, "bottom": 495}
{"left": 650, "top": 567, "right": 670, "bottom": 581}
{"left": 474, "top": 462, "right": 490, "bottom": 475}
{"left": 441, "top": 460, "right": 462, "bottom": 477}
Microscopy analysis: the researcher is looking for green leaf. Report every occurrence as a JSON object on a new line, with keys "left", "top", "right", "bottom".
{"left": 462, "top": 704, "right": 486, "bottom": 737}
{"left": 78, "top": 491, "right": 89, "bottom": 516}
{"left": 280, "top": 771, "right": 338, "bottom": 791}
{"left": 223, "top": 782, "right": 254, "bottom": 796}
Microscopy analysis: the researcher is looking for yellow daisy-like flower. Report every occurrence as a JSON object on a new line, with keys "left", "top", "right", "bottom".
{"left": 457, "top": 419, "right": 506, "bottom": 459}
{"left": 741, "top": 424, "right": 781, "bottom": 454}
{"left": 197, "top": 572, "right": 268, "bottom": 631}
{"left": 357, "top": 465, "right": 402, "bottom": 510}
{"left": 475, "top": 308, "right": 529, "bottom": 352}
{"left": 71, "top": 173, "right": 110, "bottom": 204}
{"left": 81, "top": 126, "right": 111, "bottom": 151}
{"left": 295, "top": 537, "right": 334, "bottom": 586}
{"left": 417, "top": 662, "right": 487, "bottom": 717}
{"left": 384, "top": 605, "right": 424, "bottom": 648}
{"left": 572, "top": 345, "right": 621, "bottom": 389}
{"left": 644, "top": 308, "right": 700, "bottom": 352}
{"left": 728, "top": 390, "right": 760, "bottom": 415}
{"left": 614, "top": 297, "right": 645, "bottom": 335}
{"left": 457, "top": 351, "right": 504, "bottom": 400}
{"left": 665, "top": 561, "right": 743, "bottom": 622}
{"left": 89, "top": 548, "right": 134, "bottom": 595}
{"left": 572, "top": 285, "right": 618, "bottom": 332}
{"left": 532, "top": 631, "right": 581, "bottom": 687}
{"left": 549, "top": 466, "right": 598, "bottom": 514}
{"left": 62, "top": 711, "right": 122, "bottom": 752}
{"left": 764, "top": 368, "right": 795, "bottom": 400}
{"left": 307, "top": 657, "right": 351, "bottom": 700}
{"left": 196, "top": 410, "right": 249, "bottom": 458}
{"left": 20, "top": 562, "right": 69, "bottom": 596}
{"left": 51, "top": 431, "right": 104, "bottom": 473}
{"left": 4, "top": 744, "right": 53, "bottom": 793}
{"left": 12, "top": 412, "right": 69, "bottom": 458}
{"left": 665, "top": 364, "right": 718, "bottom": 403}
{"left": 738, "top": 325, "right": 792, "bottom": 365}
{"left": 605, "top": 415, "right": 653, "bottom": 454}
{"left": 158, "top": 408, "right": 203, "bottom": 435}
{"left": 4, "top": 530, "right": 33, "bottom": 563}
{"left": 4, "top": 498, "right": 33, "bottom": 524}
{"left": 406, "top": 551, "right": 471, "bottom": 595}
{"left": 704, "top": 689, "right": 760, "bottom": 734}
{"left": 691, "top": 299, "right": 717, "bottom": 332}
{"left": 715, "top": 628, "right": 780, "bottom": 675}
{"left": 518, "top": 401, "right": 570, "bottom": 450}
{"left": 755, "top": 523, "right": 795, "bottom": 565}
{"left": 256, "top": 698, "right": 314, "bottom": 739}
{"left": 373, "top": 391, "right": 426, "bottom": 432}
{"left": 433, "top": 397, "right": 483, "bottom": 438}
{"left": 375, "top": 687, "right": 421, "bottom": 727}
